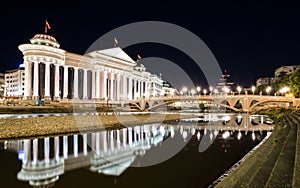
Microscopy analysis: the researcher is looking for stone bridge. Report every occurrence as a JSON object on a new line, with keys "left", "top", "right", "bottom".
{"left": 128, "top": 95, "right": 300, "bottom": 112}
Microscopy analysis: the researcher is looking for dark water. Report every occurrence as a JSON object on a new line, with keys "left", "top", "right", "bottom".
{"left": 0, "top": 119, "right": 269, "bottom": 188}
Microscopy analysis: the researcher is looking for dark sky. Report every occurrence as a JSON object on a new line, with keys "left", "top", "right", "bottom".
{"left": 0, "top": 2, "right": 299, "bottom": 87}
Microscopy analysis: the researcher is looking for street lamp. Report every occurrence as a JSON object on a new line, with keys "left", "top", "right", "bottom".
{"left": 203, "top": 89, "right": 207, "bottom": 96}
{"left": 251, "top": 86, "right": 256, "bottom": 95}
{"left": 213, "top": 88, "right": 218, "bottom": 95}
{"left": 190, "top": 89, "right": 196, "bottom": 96}
{"left": 266, "top": 86, "right": 272, "bottom": 95}
{"left": 182, "top": 87, "right": 188, "bottom": 96}
{"left": 222, "top": 86, "right": 230, "bottom": 94}
{"left": 196, "top": 86, "right": 201, "bottom": 96}
{"left": 209, "top": 86, "right": 213, "bottom": 95}
{"left": 237, "top": 86, "right": 242, "bottom": 95}
{"left": 279, "top": 86, "right": 290, "bottom": 96}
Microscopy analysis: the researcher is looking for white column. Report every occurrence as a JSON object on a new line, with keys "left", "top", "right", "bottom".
{"left": 83, "top": 69, "right": 88, "bottom": 99}
{"left": 116, "top": 73, "right": 121, "bottom": 101}
{"left": 102, "top": 71, "right": 107, "bottom": 99}
{"left": 24, "top": 61, "right": 32, "bottom": 99}
{"left": 95, "top": 70, "right": 100, "bottom": 99}
{"left": 74, "top": 135, "right": 78, "bottom": 158}
{"left": 128, "top": 77, "right": 132, "bottom": 100}
{"left": 32, "top": 139, "right": 38, "bottom": 165}
{"left": 110, "top": 73, "right": 114, "bottom": 101}
{"left": 133, "top": 79, "right": 137, "bottom": 99}
{"left": 54, "top": 64, "right": 60, "bottom": 100}
{"left": 122, "top": 75, "right": 127, "bottom": 100}
{"left": 92, "top": 70, "right": 96, "bottom": 99}
{"left": 141, "top": 80, "right": 144, "bottom": 98}
{"left": 54, "top": 137, "right": 59, "bottom": 161}
{"left": 73, "top": 67, "right": 79, "bottom": 99}
{"left": 63, "top": 66, "right": 69, "bottom": 99}
{"left": 44, "top": 62, "right": 51, "bottom": 99}
{"left": 63, "top": 136, "right": 68, "bottom": 159}
{"left": 44, "top": 137, "right": 50, "bottom": 164}
{"left": 145, "top": 81, "right": 149, "bottom": 98}
{"left": 33, "top": 61, "right": 39, "bottom": 98}
{"left": 137, "top": 80, "right": 141, "bottom": 98}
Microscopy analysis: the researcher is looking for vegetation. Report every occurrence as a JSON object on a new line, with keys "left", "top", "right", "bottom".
{"left": 256, "top": 68, "right": 300, "bottom": 97}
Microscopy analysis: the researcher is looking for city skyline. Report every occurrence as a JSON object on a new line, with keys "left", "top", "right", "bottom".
{"left": 0, "top": 3, "right": 299, "bottom": 87}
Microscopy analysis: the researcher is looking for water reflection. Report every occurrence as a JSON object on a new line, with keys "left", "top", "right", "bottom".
{"left": 1, "top": 114, "right": 273, "bottom": 187}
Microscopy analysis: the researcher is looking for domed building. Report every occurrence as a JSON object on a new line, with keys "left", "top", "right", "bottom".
{"left": 18, "top": 33, "right": 159, "bottom": 102}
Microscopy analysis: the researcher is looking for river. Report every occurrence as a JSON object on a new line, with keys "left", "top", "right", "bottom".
{"left": 0, "top": 113, "right": 273, "bottom": 187}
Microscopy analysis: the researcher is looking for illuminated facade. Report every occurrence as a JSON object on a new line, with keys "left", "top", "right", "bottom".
{"left": 18, "top": 34, "right": 162, "bottom": 101}
{"left": 4, "top": 66, "right": 25, "bottom": 98}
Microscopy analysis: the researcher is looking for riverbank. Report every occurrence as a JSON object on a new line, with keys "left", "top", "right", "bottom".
{"left": 215, "top": 108, "right": 300, "bottom": 188}
{"left": 0, "top": 113, "right": 196, "bottom": 141}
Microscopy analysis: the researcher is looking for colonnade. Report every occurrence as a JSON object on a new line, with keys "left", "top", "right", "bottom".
{"left": 23, "top": 61, "right": 149, "bottom": 101}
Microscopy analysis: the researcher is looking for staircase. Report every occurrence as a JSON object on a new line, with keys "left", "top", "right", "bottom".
{"left": 216, "top": 110, "right": 300, "bottom": 188}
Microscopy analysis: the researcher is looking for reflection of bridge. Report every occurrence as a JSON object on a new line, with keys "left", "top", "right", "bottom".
{"left": 128, "top": 95, "right": 300, "bottom": 112}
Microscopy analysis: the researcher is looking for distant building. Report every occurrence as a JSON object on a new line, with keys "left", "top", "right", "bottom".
{"left": 216, "top": 70, "right": 235, "bottom": 93}
{"left": 256, "top": 77, "right": 273, "bottom": 87}
{"left": 149, "top": 74, "right": 163, "bottom": 97}
{"left": 274, "top": 65, "right": 300, "bottom": 80}
{"left": 4, "top": 66, "right": 25, "bottom": 98}
{"left": 162, "top": 80, "right": 178, "bottom": 97}
{"left": 0, "top": 73, "right": 4, "bottom": 97}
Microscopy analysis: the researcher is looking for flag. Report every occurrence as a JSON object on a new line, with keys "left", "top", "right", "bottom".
{"left": 137, "top": 54, "right": 142, "bottom": 60}
{"left": 46, "top": 20, "right": 51, "bottom": 30}
{"left": 114, "top": 38, "right": 118, "bottom": 46}
{"left": 45, "top": 20, "right": 51, "bottom": 33}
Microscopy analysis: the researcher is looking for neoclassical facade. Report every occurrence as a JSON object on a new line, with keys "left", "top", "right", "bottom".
{"left": 18, "top": 34, "right": 161, "bottom": 101}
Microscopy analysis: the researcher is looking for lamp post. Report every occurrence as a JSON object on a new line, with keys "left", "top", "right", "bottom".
{"left": 182, "top": 87, "right": 188, "bottom": 96}
{"left": 209, "top": 86, "right": 213, "bottom": 95}
{"left": 196, "top": 86, "right": 201, "bottom": 96}
{"left": 203, "top": 89, "right": 207, "bottom": 96}
{"left": 279, "top": 86, "right": 290, "bottom": 96}
{"left": 190, "top": 89, "right": 196, "bottom": 96}
{"left": 266, "top": 86, "right": 272, "bottom": 96}
{"left": 237, "top": 86, "right": 242, "bottom": 95}
{"left": 251, "top": 86, "right": 256, "bottom": 95}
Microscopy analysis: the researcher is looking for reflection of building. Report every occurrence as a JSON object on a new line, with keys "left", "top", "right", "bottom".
{"left": 256, "top": 77, "right": 273, "bottom": 87}
{"left": 18, "top": 33, "right": 162, "bottom": 101}
{"left": 6, "top": 125, "right": 168, "bottom": 187}
{"left": 3, "top": 65, "right": 25, "bottom": 98}
{"left": 274, "top": 65, "right": 300, "bottom": 80}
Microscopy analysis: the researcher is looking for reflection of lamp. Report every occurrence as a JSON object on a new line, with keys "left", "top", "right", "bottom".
{"left": 252, "top": 132, "right": 256, "bottom": 141}
{"left": 197, "top": 132, "right": 201, "bottom": 140}
{"left": 237, "top": 131, "right": 242, "bottom": 140}
{"left": 222, "top": 131, "right": 230, "bottom": 139}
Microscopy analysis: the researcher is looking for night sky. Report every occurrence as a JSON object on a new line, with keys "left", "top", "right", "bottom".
{"left": 0, "top": 3, "right": 299, "bottom": 88}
